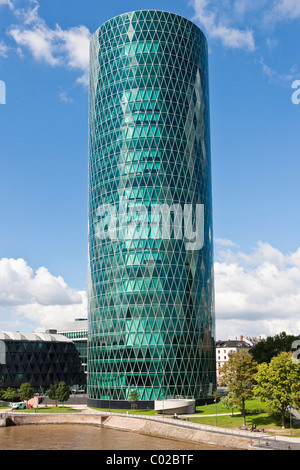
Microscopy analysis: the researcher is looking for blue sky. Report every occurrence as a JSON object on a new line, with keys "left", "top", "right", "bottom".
{"left": 0, "top": 0, "right": 300, "bottom": 339}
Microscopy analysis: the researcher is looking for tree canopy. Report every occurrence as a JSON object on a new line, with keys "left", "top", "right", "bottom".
{"left": 56, "top": 382, "right": 70, "bottom": 407}
{"left": 127, "top": 389, "right": 140, "bottom": 403}
{"left": 250, "top": 331, "right": 299, "bottom": 363}
{"left": 47, "top": 382, "right": 70, "bottom": 408}
{"left": 218, "top": 350, "right": 258, "bottom": 425}
{"left": 19, "top": 382, "right": 34, "bottom": 404}
{"left": 254, "top": 351, "right": 300, "bottom": 428}
{"left": 47, "top": 384, "right": 58, "bottom": 405}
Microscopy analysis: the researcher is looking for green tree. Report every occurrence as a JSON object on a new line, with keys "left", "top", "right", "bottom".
{"left": 254, "top": 351, "right": 300, "bottom": 428}
{"left": 218, "top": 350, "right": 258, "bottom": 426}
{"left": 3, "top": 387, "right": 17, "bottom": 402}
{"left": 127, "top": 389, "right": 140, "bottom": 409}
{"left": 19, "top": 382, "right": 34, "bottom": 406}
{"left": 250, "top": 331, "right": 298, "bottom": 364}
{"left": 47, "top": 384, "right": 58, "bottom": 406}
{"left": 220, "top": 391, "right": 235, "bottom": 416}
{"left": 56, "top": 382, "right": 70, "bottom": 408}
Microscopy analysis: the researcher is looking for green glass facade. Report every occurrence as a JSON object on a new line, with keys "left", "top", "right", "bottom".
{"left": 88, "top": 10, "right": 215, "bottom": 406}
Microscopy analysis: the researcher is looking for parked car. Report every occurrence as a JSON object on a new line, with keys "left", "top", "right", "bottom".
{"left": 11, "top": 402, "right": 27, "bottom": 410}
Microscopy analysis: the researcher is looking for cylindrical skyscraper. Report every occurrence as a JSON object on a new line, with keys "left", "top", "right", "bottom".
{"left": 88, "top": 10, "right": 215, "bottom": 408}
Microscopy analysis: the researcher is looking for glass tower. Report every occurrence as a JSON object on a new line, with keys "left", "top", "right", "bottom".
{"left": 88, "top": 10, "right": 215, "bottom": 407}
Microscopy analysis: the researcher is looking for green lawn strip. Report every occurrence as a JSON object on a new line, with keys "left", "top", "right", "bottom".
{"left": 16, "top": 406, "right": 81, "bottom": 413}
{"left": 190, "top": 412, "right": 269, "bottom": 429}
{"left": 90, "top": 399, "right": 266, "bottom": 418}
{"left": 90, "top": 407, "right": 158, "bottom": 415}
{"left": 195, "top": 398, "right": 266, "bottom": 416}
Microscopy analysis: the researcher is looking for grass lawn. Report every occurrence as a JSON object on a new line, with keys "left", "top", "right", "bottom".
{"left": 189, "top": 413, "right": 300, "bottom": 437}
{"left": 194, "top": 398, "right": 266, "bottom": 415}
{"left": 190, "top": 412, "right": 270, "bottom": 429}
{"left": 90, "top": 407, "right": 158, "bottom": 415}
{"left": 191, "top": 398, "right": 300, "bottom": 437}
{"left": 10, "top": 406, "right": 81, "bottom": 413}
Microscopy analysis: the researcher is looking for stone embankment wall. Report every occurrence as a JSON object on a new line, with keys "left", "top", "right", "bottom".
{"left": 8, "top": 413, "right": 109, "bottom": 427}
{"left": 0, "top": 414, "right": 8, "bottom": 427}
{"left": 104, "top": 415, "right": 250, "bottom": 450}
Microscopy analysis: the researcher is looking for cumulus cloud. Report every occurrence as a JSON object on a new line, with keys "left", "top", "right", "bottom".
{"left": 0, "top": 258, "right": 87, "bottom": 331}
{"left": 1, "top": 242, "right": 300, "bottom": 339}
{"left": 8, "top": 2, "right": 91, "bottom": 86}
{"left": 214, "top": 240, "right": 300, "bottom": 339}
{"left": 190, "top": 0, "right": 255, "bottom": 51}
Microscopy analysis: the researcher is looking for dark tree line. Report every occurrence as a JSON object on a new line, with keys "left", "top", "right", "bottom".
{"left": 250, "top": 331, "right": 299, "bottom": 363}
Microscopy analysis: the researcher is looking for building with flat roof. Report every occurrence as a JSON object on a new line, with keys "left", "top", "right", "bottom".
{"left": 46, "top": 318, "right": 88, "bottom": 377}
{"left": 0, "top": 331, "right": 86, "bottom": 391}
{"left": 88, "top": 10, "right": 215, "bottom": 408}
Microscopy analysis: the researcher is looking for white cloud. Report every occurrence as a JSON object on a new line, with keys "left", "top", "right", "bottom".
{"left": 214, "top": 240, "right": 300, "bottom": 339}
{"left": 190, "top": 0, "right": 255, "bottom": 51}
{"left": 0, "top": 41, "right": 8, "bottom": 57}
{"left": 59, "top": 90, "right": 74, "bottom": 104}
{"left": 215, "top": 238, "right": 239, "bottom": 248}
{"left": 54, "top": 25, "right": 90, "bottom": 86}
{"left": 232, "top": 0, "right": 266, "bottom": 19}
{"left": 9, "top": 21, "right": 59, "bottom": 66}
{"left": 258, "top": 57, "right": 298, "bottom": 85}
{"left": 15, "top": 300, "right": 87, "bottom": 332}
{"left": 189, "top": 0, "right": 300, "bottom": 91}
{"left": 271, "top": 0, "right": 300, "bottom": 21}
{"left": 8, "top": 2, "right": 91, "bottom": 86}
{"left": 0, "top": 258, "right": 87, "bottom": 330}
{"left": 0, "top": 0, "right": 14, "bottom": 9}
{"left": 190, "top": 0, "right": 300, "bottom": 52}
{"left": 1, "top": 242, "right": 300, "bottom": 340}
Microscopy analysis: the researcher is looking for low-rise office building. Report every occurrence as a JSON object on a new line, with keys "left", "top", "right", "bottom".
{"left": 0, "top": 331, "right": 86, "bottom": 391}
{"left": 46, "top": 318, "right": 88, "bottom": 377}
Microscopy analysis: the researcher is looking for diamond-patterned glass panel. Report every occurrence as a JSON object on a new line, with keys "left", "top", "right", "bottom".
{"left": 88, "top": 10, "right": 216, "bottom": 403}
{"left": 0, "top": 337, "right": 86, "bottom": 390}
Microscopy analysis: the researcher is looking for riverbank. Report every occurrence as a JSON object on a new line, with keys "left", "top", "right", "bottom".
{"left": 3, "top": 403, "right": 300, "bottom": 450}
{"left": 0, "top": 423, "right": 233, "bottom": 451}
{"left": 0, "top": 408, "right": 275, "bottom": 450}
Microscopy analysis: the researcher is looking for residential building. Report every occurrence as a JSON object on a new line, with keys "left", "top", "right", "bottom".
{"left": 216, "top": 336, "right": 252, "bottom": 381}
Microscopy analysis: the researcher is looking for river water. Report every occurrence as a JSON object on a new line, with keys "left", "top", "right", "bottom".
{"left": 0, "top": 424, "right": 232, "bottom": 450}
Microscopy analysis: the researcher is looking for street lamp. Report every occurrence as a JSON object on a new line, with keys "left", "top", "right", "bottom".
{"left": 289, "top": 406, "right": 293, "bottom": 437}
{"left": 214, "top": 398, "right": 217, "bottom": 426}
